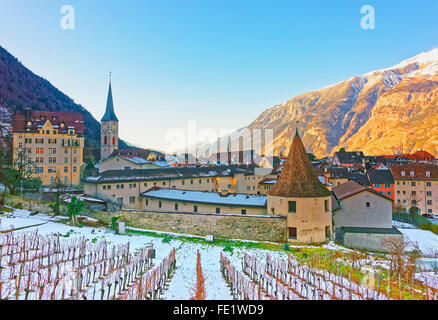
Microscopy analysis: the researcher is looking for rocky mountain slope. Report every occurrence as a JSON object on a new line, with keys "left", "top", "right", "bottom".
{"left": 219, "top": 49, "right": 438, "bottom": 159}
{"left": 0, "top": 45, "right": 132, "bottom": 161}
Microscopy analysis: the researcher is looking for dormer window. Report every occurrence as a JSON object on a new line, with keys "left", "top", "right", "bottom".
{"left": 60, "top": 122, "right": 65, "bottom": 128}
{"left": 410, "top": 171, "right": 415, "bottom": 177}
{"left": 426, "top": 171, "right": 431, "bottom": 177}
{"left": 27, "top": 121, "right": 32, "bottom": 126}
{"left": 401, "top": 171, "right": 406, "bottom": 177}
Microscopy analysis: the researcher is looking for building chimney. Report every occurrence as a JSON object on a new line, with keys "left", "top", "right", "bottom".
{"left": 227, "top": 137, "right": 231, "bottom": 166}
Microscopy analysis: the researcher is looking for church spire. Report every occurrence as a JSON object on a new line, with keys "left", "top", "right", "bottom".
{"left": 101, "top": 73, "right": 119, "bottom": 122}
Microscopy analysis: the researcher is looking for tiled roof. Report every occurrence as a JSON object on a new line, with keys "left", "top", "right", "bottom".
{"left": 348, "top": 172, "right": 371, "bottom": 186}
{"left": 332, "top": 180, "right": 392, "bottom": 201}
{"left": 84, "top": 165, "right": 255, "bottom": 183}
{"left": 367, "top": 169, "right": 394, "bottom": 185}
{"left": 334, "top": 151, "right": 365, "bottom": 164}
{"left": 13, "top": 110, "right": 84, "bottom": 134}
{"left": 390, "top": 164, "right": 438, "bottom": 180}
{"left": 340, "top": 226, "right": 402, "bottom": 235}
{"left": 268, "top": 131, "right": 331, "bottom": 198}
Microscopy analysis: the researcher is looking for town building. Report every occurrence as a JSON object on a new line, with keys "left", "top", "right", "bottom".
{"left": 84, "top": 166, "right": 275, "bottom": 209}
{"left": 140, "top": 188, "right": 267, "bottom": 215}
{"left": 99, "top": 154, "right": 171, "bottom": 173}
{"left": 332, "top": 151, "right": 365, "bottom": 168}
{"left": 12, "top": 109, "right": 84, "bottom": 185}
{"left": 391, "top": 164, "right": 438, "bottom": 215}
{"left": 367, "top": 169, "right": 395, "bottom": 202}
{"left": 332, "top": 180, "right": 402, "bottom": 252}
{"left": 267, "top": 130, "right": 332, "bottom": 244}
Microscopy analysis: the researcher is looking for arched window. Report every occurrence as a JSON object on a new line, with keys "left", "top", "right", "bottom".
{"left": 104, "top": 136, "right": 108, "bottom": 145}
{"left": 112, "top": 137, "right": 116, "bottom": 145}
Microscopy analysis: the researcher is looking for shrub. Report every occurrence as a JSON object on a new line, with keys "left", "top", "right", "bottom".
{"left": 0, "top": 206, "right": 13, "bottom": 213}
{"left": 162, "top": 235, "right": 174, "bottom": 243}
{"left": 13, "top": 202, "right": 23, "bottom": 209}
{"left": 223, "top": 244, "right": 234, "bottom": 254}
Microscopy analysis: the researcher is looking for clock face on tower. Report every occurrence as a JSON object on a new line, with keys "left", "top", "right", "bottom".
{"left": 111, "top": 123, "right": 118, "bottom": 133}
{"left": 102, "top": 123, "right": 109, "bottom": 132}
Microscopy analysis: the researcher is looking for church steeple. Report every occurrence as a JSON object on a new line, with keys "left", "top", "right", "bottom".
{"left": 101, "top": 75, "right": 119, "bottom": 122}
{"left": 100, "top": 73, "right": 119, "bottom": 160}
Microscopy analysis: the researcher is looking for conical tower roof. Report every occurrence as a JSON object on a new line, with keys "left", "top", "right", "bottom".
{"left": 101, "top": 81, "right": 119, "bottom": 122}
{"left": 268, "top": 129, "right": 331, "bottom": 198}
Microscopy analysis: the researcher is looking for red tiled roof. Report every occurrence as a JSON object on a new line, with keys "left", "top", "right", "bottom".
{"left": 332, "top": 180, "right": 392, "bottom": 201}
{"left": 13, "top": 110, "right": 84, "bottom": 134}
{"left": 390, "top": 164, "right": 438, "bottom": 180}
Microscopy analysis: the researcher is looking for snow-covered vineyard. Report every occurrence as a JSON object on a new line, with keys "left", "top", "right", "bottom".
{"left": 1, "top": 208, "right": 437, "bottom": 300}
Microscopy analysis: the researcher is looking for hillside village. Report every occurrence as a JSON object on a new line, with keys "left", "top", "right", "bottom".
{"left": 1, "top": 79, "right": 438, "bottom": 301}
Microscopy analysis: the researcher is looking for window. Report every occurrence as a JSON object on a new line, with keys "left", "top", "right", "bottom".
{"left": 130, "top": 197, "right": 135, "bottom": 204}
{"left": 412, "top": 200, "right": 417, "bottom": 205}
{"left": 374, "top": 184, "right": 381, "bottom": 188}
{"left": 412, "top": 191, "right": 416, "bottom": 196}
{"left": 194, "top": 205, "right": 198, "bottom": 213}
{"left": 366, "top": 202, "right": 370, "bottom": 208}
{"left": 103, "top": 186, "right": 107, "bottom": 190}
{"left": 104, "top": 136, "right": 108, "bottom": 145}
{"left": 175, "top": 203, "right": 178, "bottom": 211}
{"left": 384, "top": 184, "right": 392, "bottom": 188}
{"left": 324, "top": 200, "right": 329, "bottom": 212}
{"left": 48, "top": 167, "right": 56, "bottom": 173}
{"left": 112, "top": 137, "right": 116, "bottom": 145}
{"left": 410, "top": 171, "right": 415, "bottom": 177}
{"left": 163, "top": 181, "right": 166, "bottom": 186}
{"left": 199, "top": 179, "right": 202, "bottom": 184}
{"left": 73, "top": 167, "right": 77, "bottom": 173}
{"left": 401, "top": 171, "right": 406, "bottom": 177}
{"left": 159, "top": 201, "right": 162, "bottom": 209}
{"left": 427, "top": 182, "right": 432, "bottom": 187}
{"left": 107, "top": 185, "right": 111, "bottom": 190}
{"left": 288, "top": 227, "right": 297, "bottom": 240}
{"left": 190, "top": 180, "right": 194, "bottom": 185}
{"left": 411, "top": 182, "right": 416, "bottom": 187}
{"left": 288, "top": 201, "right": 296, "bottom": 213}
{"left": 144, "top": 183, "right": 148, "bottom": 187}
{"left": 124, "top": 166, "right": 131, "bottom": 170}
{"left": 182, "top": 180, "right": 185, "bottom": 186}
{"left": 387, "top": 192, "right": 392, "bottom": 196}
{"left": 145, "top": 199, "right": 148, "bottom": 206}
{"left": 427, "top": 191, "right": 432, "bottom": 197}
{"left": 241, "top": 209, "right": 246, "bottom": 215}
{"left": 427, "top": 200, "right": 433, "bottom": 206}
{"left": 216, "top": 208, "right": 221, "bottom": 213}
{"left": 325, "top": 226, "right": 331, "bottom": 239}
{"left": 426, "top": 171, "right": 431, "bottom": 177}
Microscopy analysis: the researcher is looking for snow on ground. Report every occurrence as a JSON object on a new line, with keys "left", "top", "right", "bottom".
{"left": 393, "top": 220, "right": 417, "bottom": 229}
{"left": 400, "top": 228, "right": 438, "bottom": 253}
{"left": 2, "top": 209, "right": 438, "bottom": 300}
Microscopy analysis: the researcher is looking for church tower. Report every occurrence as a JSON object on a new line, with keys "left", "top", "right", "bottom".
{"left": 100, "top": 76, "right": 119, "bottom": 160}
{"left": 267, "top": 129, "right": 332, "bottom": 243}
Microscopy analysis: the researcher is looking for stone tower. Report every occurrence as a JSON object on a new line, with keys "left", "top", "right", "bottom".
{"left": 100, "top": 78, "right": 119, "bottom": 160}
{"left": 267, "top": 129, "right": 332, "bottom": 243}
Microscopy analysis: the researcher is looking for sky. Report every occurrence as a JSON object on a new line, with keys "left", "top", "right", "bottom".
{"left": 1, "top": 0, "right": 438, "bottom": 153}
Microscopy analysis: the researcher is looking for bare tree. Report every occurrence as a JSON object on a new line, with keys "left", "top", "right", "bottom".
{"left": 382, "top": 236, "right": 405, "bottom": 276}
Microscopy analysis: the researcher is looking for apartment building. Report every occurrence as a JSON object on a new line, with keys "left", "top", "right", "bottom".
{"left": 12, "top": 109, "right": 84, "bottom": 185}
{"left": 391, "top": 164, "right": 438, "bottom": 215}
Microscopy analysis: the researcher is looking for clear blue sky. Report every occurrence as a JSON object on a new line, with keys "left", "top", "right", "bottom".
{"left": 1, "top": 0, "right": 438, "bottom": 152}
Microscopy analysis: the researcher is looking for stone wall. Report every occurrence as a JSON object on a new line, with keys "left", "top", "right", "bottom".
{"left": 343, "top": 232, "right": 404, "bottom": 252}
{"left": 88, "top": 210, "right": 287, "bottom": 243}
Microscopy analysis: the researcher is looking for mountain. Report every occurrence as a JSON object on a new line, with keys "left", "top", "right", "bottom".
{"left": 204, "top": 48, "right": 438, "bottom": 159}
{"left": 0, "top": 45, "right": 132, "bottom": 161}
